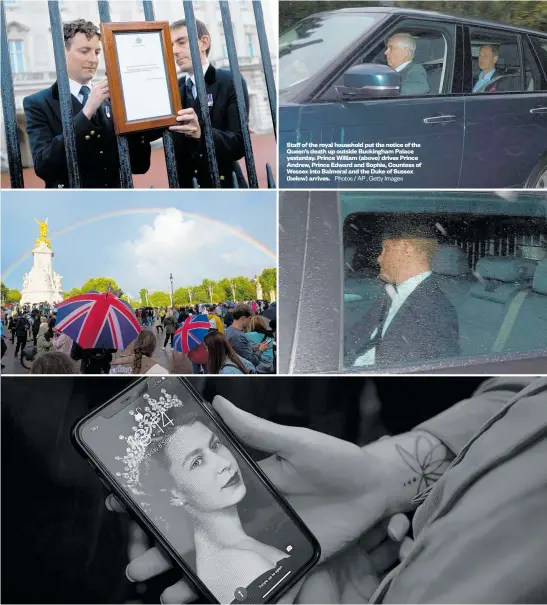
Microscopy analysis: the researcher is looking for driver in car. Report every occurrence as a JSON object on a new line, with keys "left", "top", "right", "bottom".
{"left": 385, "top": 33, "right": 430, "bottom": 96}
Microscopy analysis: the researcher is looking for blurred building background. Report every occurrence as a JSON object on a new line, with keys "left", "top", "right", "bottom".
{"left": 1, "top": 0, "right": 278, "bottom": 173}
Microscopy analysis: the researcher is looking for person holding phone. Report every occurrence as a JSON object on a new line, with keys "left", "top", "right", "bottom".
{"left": 111, "top": 377, "right": 547, "bottom": 604}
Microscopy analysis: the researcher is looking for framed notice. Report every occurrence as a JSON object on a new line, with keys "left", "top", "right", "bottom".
{"left": 100, "top": 21, "right": 182, "bottom": 134}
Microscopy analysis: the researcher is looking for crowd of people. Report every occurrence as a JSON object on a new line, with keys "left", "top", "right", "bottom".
{"left": 1, "top": 300, "right": 276, "bottom": 376}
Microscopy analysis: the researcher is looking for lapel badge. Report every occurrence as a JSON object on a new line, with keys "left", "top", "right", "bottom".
{"left": 207, "top": 93, "right": 214, "bottom": 107}
{"left": 105, "top": 104, "right": 111, "bottom": 118}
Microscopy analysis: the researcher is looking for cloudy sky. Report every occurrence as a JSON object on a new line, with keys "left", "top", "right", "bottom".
{"left": 1, "top": 191, "right": 276, "bottom": 298}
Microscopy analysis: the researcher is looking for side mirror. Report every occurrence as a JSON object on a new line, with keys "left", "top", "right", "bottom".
{"left": 336, "top": 64, "right": 401, "bottom": 100}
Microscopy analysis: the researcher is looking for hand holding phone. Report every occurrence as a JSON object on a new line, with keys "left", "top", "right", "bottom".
{"left": 108, "top": 395, "right": 411, "bottom": 604}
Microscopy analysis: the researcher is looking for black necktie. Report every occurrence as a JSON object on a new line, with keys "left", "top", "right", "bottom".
{"left": 186, "top": 77, "right": 194, "bottom": 99}
{"left": 80, "top": 85, "right": 91, "bottom": 106}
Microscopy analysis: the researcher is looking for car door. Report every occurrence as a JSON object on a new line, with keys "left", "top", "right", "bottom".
{"left": 460, "top": 26, "right": 547, "bottom": 187}
{"left": 279, "top": 19, "right": 465, "bottom": 189}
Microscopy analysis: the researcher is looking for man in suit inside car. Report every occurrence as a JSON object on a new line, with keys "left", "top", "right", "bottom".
{"left": 23, "top": 19, "right": 151, "bottom": 188}
{"left": 165, "top": 19, "right": 248, "bottom": 188}
{"left": 347, "top": 219, "right": 459, "bottom": 368}
{"left": 385, "top": 33, "right": 430, "bottom": 96}
{"left": 472, "top": 44, "right": 513, "bottom": 93}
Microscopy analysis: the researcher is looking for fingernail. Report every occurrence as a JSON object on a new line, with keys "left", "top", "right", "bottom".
{"left": 105, "top": 495, "right": 113, "bottom": 512}
{"left": 399, "top": 536, "right": 414, "bottom": 560}
{"left": 125, "top": 565, "right": 136, "bottom": 583}
{"left": 388, "top": 514, "right": 410, "bottom": 542}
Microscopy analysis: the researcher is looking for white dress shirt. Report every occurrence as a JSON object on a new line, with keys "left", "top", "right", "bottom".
{"left": 353, "top": 271, "right": 432, "bottom": 367}
{"left": 186, "top": 60, "right": 210, "bottom": 99}
{"left": 69, "top": 79, "right": 93, "bottom": 104}
{"left": 394, "top": 60, "right": 412, "bottom": 73}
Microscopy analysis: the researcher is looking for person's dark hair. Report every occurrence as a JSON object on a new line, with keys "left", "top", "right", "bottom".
{"left": 31, "top": 351, "right": 75, "bottom": 374}
{"left": 170, "top": 18, "right": 211, "bottom": 56}
{"left": 63, "top": 19, "right": 100, "bottom": 50}
{"left": 204, "top": 330, "right": 249, "bottom": 374}
{"left": 232, "top": 304, "right": 252, "bottom": 321}
{"left": 133, "top": 330, "right": 157, "bottom": 374}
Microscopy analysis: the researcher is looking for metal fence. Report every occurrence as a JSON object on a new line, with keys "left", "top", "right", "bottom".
{"left": 1, "top": 0, "right": 277, "bottom": 189}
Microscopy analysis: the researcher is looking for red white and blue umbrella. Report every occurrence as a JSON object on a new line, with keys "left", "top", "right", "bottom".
{"left": 56, "top": 291, "right": 141, "bottom": 350}
{"left": 173, "top": 313, "right": 210, "bottom": 354}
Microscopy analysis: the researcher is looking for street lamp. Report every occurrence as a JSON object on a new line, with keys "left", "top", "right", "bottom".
{"left": 230, "top": 279, "right": 236, "bottom": 302}
{"left": 169, "top": 273, "right": 174, "bottom": 308}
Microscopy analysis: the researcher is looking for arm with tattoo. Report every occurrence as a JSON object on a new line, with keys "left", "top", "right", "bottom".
{"left": 363, "top": 430, "right": 455, "bottom": 514}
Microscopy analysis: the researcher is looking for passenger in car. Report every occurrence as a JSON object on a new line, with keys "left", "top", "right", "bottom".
{"left": 473, "top": 44, "right": 511, "bottom": 92}
{"left": 347, "top": 219, "right": 459, "bottom": 368}
{"left": 384, "top": 33, "right": 430, "bottom": 96}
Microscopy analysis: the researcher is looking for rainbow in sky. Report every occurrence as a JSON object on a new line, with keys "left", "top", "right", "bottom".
{"left": 2, "top": 207, "right": 276, "bottom": 283}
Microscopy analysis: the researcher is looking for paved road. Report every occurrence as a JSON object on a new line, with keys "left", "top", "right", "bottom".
{"left": 2, "top": 134, "right": 276, "bottom": 189}
{"left": 1, "top": 326, "right": 178, "bottom": 375}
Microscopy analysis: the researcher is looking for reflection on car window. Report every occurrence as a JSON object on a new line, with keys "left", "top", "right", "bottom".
{"left": 469, "top": 28, "right": 521, "bottom": 93}
{"left": 343, "top": 197, "right": 547, "bottom": 370}
{"left": 523, "top": 38, "right": 545, "bottom": 91}
{"left": 530, "top": 36, "right": 547, "bottom": 88}
{"left": 279, "top": 12, "right": 382, "bottom": 101}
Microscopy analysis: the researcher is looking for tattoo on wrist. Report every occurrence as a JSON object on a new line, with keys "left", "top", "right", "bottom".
{"left": 396, "top": 432, "right": 453, "bottom": 496}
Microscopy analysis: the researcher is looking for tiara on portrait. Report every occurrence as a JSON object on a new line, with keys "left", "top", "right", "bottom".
{"left": 115, "top": 389, "right": 184, "bottom": 494}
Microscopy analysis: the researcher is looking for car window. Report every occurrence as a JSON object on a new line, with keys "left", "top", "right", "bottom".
{"left": 468, "top": 27, "right": 522, "bottom": 93}
{"left": 530, "top": 35, "right": 547, "bottom": 81}
{"left": 342, "top": 195, "right": 547, "bottom": 372}
{"left": 320, "top": 21, "right": 455, "bottom": 102}
{"left": 523, "top": 37, "right": 546, "bottom": 91}
{"left": 279, "top": 12, "right": 384, "bottom": 101}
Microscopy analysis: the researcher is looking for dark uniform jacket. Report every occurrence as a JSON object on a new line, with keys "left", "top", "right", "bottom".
{"left": 347, "top": 275, "right": 459, "bottom": 367}
{"left": 171, "top": 64, "right": 248, "bottom": 188}
{"left": 23, "top": 81, "right": 151, "bottom": 188}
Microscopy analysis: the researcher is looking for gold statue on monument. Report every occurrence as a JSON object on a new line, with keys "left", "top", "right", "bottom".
{"left": 34, "top": 218, "right": 51, "bottom": 249}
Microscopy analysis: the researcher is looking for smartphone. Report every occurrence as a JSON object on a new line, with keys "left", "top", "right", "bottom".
{"left": 72, "top": 377, "right": 320, "bottom": 604}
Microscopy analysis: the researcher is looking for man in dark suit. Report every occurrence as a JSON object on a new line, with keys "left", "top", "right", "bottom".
{"left": 385, "top": 33, "right": 430, "bottom": 96}
{"left": 166, "top": 19, "right": 248, "bottom": 188}
{"left": 23, "top": 19, "right": 151, "bottom": 188}
{"left": 347, "top": 220, "right": 459, "bottom": 368}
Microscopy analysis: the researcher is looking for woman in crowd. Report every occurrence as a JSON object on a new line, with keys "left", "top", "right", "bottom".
{"left": 110, "top": 330, "right": 168, "bottom": 375}
{"left": 35, "top": 318, "right": 54, "bottom": 359}
{"left": 162, "top": 309, "right": 177, "bottom": 350}
{"left": 246, "top": 315, "right": 275, "bottom": 374}
{"left": 204, "top": 330, "right": 255, "bottom": 375}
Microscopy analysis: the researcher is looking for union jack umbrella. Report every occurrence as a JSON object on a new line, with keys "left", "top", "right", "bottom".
{"left": 55, "top": 291, "right": 141, "bottom": 350}
{"left": 173, "top": 314, "right": 211, "bottom": 354}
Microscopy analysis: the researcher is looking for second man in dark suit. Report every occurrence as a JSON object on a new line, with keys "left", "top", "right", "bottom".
{"left": 23, "top": 19, "right": 151, "bottom": 188}
{"left": 347, "top": 220, "right": 459, "bottom": 368}
{"left": 167, "top": 19, "right": 248, "bottom": 188}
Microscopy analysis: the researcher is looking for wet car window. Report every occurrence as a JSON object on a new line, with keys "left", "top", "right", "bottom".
{"left": 343, "top": 196, "right": 547, "bottom": 371}
{"left": 279, "top": 12, "right": 383, "bottom": 101}
{"left": 469, "top": 28, "right": 522, "bottom": 93}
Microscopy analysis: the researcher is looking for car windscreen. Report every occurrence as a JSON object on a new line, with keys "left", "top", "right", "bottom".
{"left": 279, "top": 12, "right": 384, "bottom": 101}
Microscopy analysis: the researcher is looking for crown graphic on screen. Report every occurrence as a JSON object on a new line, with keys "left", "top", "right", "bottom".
{"left": 115, "top": 389, "right": 185, "bottom": 493}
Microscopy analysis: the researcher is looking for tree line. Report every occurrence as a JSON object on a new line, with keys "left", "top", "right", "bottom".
{"left": 280, "top": 1, "right": 547, "bottom": 32}
{"left": 56, "top": 268, "right": 277, "bottom": 308}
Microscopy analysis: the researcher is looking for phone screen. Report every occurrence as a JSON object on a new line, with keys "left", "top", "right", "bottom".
{"left": 79, "top": 377, "right": 317, "bottom": 604}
